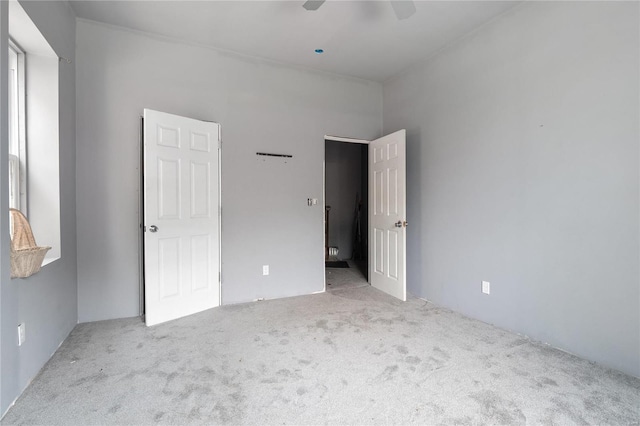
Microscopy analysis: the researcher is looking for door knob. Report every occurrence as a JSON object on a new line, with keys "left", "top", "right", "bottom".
{"left": 149, "top": 225, "right": 158, "bottom": 233}
{"left": 395, "top": 221, "right": 402, "bottom": 228}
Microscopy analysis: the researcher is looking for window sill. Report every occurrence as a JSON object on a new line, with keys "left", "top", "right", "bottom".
{"left": 42, "top": 254, "right": 60, "bottom": 267}
{"left": 10, "top": 253, "right": 60, "bottom": 279}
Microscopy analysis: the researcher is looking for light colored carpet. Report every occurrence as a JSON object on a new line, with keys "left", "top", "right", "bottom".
{"left": 325, "top": 260, "right": 368, "bottom": 291}
{"left": 2, "top": 286, "right": 639, "bottom": 425}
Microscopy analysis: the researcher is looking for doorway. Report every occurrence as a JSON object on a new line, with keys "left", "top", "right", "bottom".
{"left": 323, "top": 130, "right": 407, "bottom": 301}
{"left": 324, "top": 138, "right": 369, "bottom": 291}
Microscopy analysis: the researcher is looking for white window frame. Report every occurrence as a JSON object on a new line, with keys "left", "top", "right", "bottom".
{"left": 8, "top": 154, "right": 20, "bottom": 209}
{"left": 9, "top": 0, "right": 61, "bottom": 267}
{"left": 8, "top": 39, "right": 27, "bottom": 214}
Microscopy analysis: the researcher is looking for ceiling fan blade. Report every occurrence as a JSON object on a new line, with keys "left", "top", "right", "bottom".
{"left": 302, "top": 0, "right": 326, "bottom": 11}
{"left": 390, "top": 0, "right": 416, "bottom": 20}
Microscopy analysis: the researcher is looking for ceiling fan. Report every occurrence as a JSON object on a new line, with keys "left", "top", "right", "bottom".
{"left": 302, "top": 0, "right": 417, "bottom": 20}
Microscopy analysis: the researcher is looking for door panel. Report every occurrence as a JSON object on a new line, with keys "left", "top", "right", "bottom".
{"left": 158, "top": 237, "right": 181, "bottom": 299}
{"left": 190, "top": 161, "right": 210, "bottom": 218}
{"left": 158, "top": 158, "right": 180, "bottom": 219}
{"left": 388, "top": 230, "right": 399, "bottom": 280}
{"left": 369, "top": 129, "right": 406, "bottom": 301}
{"left": 374, "top": 227, "right": 384, "bottom": 274}
{"left": 389, "top": 168, "right": 398, "bottom": 214}
{"left": 190, "top": 235, "right": 210, "bottom": 292}
{"left": 374, "top": 170, "right": 384, "bottom": 215}
{"left": 190, "top": 131, "right": 210, "bottom": 152}
{"left": 144, "top": 109, "right": 220, "bottom": 326}
{"left": 158, "top": 125, "right": 180, "bottom": 148}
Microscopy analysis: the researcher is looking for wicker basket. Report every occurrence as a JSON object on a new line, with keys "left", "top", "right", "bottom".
{"left": 9, "top": 208, "right": 51, "bottom": 279}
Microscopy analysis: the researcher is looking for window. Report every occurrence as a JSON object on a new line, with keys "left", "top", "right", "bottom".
{"left": 8, "top": 0, "right": 61, "bottom": 265}
{"left": 8, "top": 41, "right": 26, "bottom": 212}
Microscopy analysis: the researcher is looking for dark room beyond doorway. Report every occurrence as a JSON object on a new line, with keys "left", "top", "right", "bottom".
{"left": 324, "top": 140, "right": 368, "bottom": 284}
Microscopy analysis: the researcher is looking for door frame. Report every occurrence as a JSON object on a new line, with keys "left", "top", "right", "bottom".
{"left": 139, "top": 116, "right": 145, "bottom": 317}
{"left": 323, "top": 135, "right": 370, "bottom": 292}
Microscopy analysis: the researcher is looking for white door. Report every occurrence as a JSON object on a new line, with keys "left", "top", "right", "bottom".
{"left": 144, "top": 109, "right": 221, "bottom": 326}
{"left": 370, "top": 129, "right": 407, "bottom": 301}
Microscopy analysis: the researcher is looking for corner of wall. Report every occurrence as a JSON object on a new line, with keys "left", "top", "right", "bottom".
{"left": 1, "top": 0, "right": 78, "bottom": 416}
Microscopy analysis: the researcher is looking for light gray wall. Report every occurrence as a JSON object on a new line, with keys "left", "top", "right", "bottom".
{"left": 1, "top": 0, "right": 77, "bottom": 415}
{"left": 76, "top": 20, "right": 382, "bottom": 322}
{"left": 383, "top": 1, "right": 639, "bottom": 377}
{"left": 325, "top": 141, "right": 364, "bottom": 260}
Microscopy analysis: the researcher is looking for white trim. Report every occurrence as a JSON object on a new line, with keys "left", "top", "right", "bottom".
{"left": 217, "top": 123, "right": 223, "bottom": 306}
{"left": 8, "top": 40, "right": 27, "bottom": 213}
{"left": 14, "top": 42, "right": 26, "bottom": 214}
{"left": 138, "top": 116, "right": 145, "bottom": 316}
{"left": 8, "top": 154, "right": 19, "bottom": 209}
{"left": 41, "top": 255, "right": 60, "bottom": 267}
{"left": 322, "top": 142, "right": 326, "bottom": 292}
{"left": 324, "top": 135, "right": 370, "bottom": 144}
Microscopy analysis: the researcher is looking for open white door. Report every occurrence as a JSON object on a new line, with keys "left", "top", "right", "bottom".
{"left": 144, "top": 109, "right": 220, "bottom": 326}
{"left": 370, "top": 129, "right": 407, "bottom": 301}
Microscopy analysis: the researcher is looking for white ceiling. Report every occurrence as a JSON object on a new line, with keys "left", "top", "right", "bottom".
{"left": 69, "top": 1, "right": 521, "bottom": 82}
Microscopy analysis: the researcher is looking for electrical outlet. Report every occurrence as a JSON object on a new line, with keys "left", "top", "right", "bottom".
{"left": 18, "top": 323, "right": 26, "bottom": 346}
{"left": 262, "top": 265, "right": 269, "bottom": 276}
{"left": 482, "top": 281, "right": 490, "bottom": 295}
